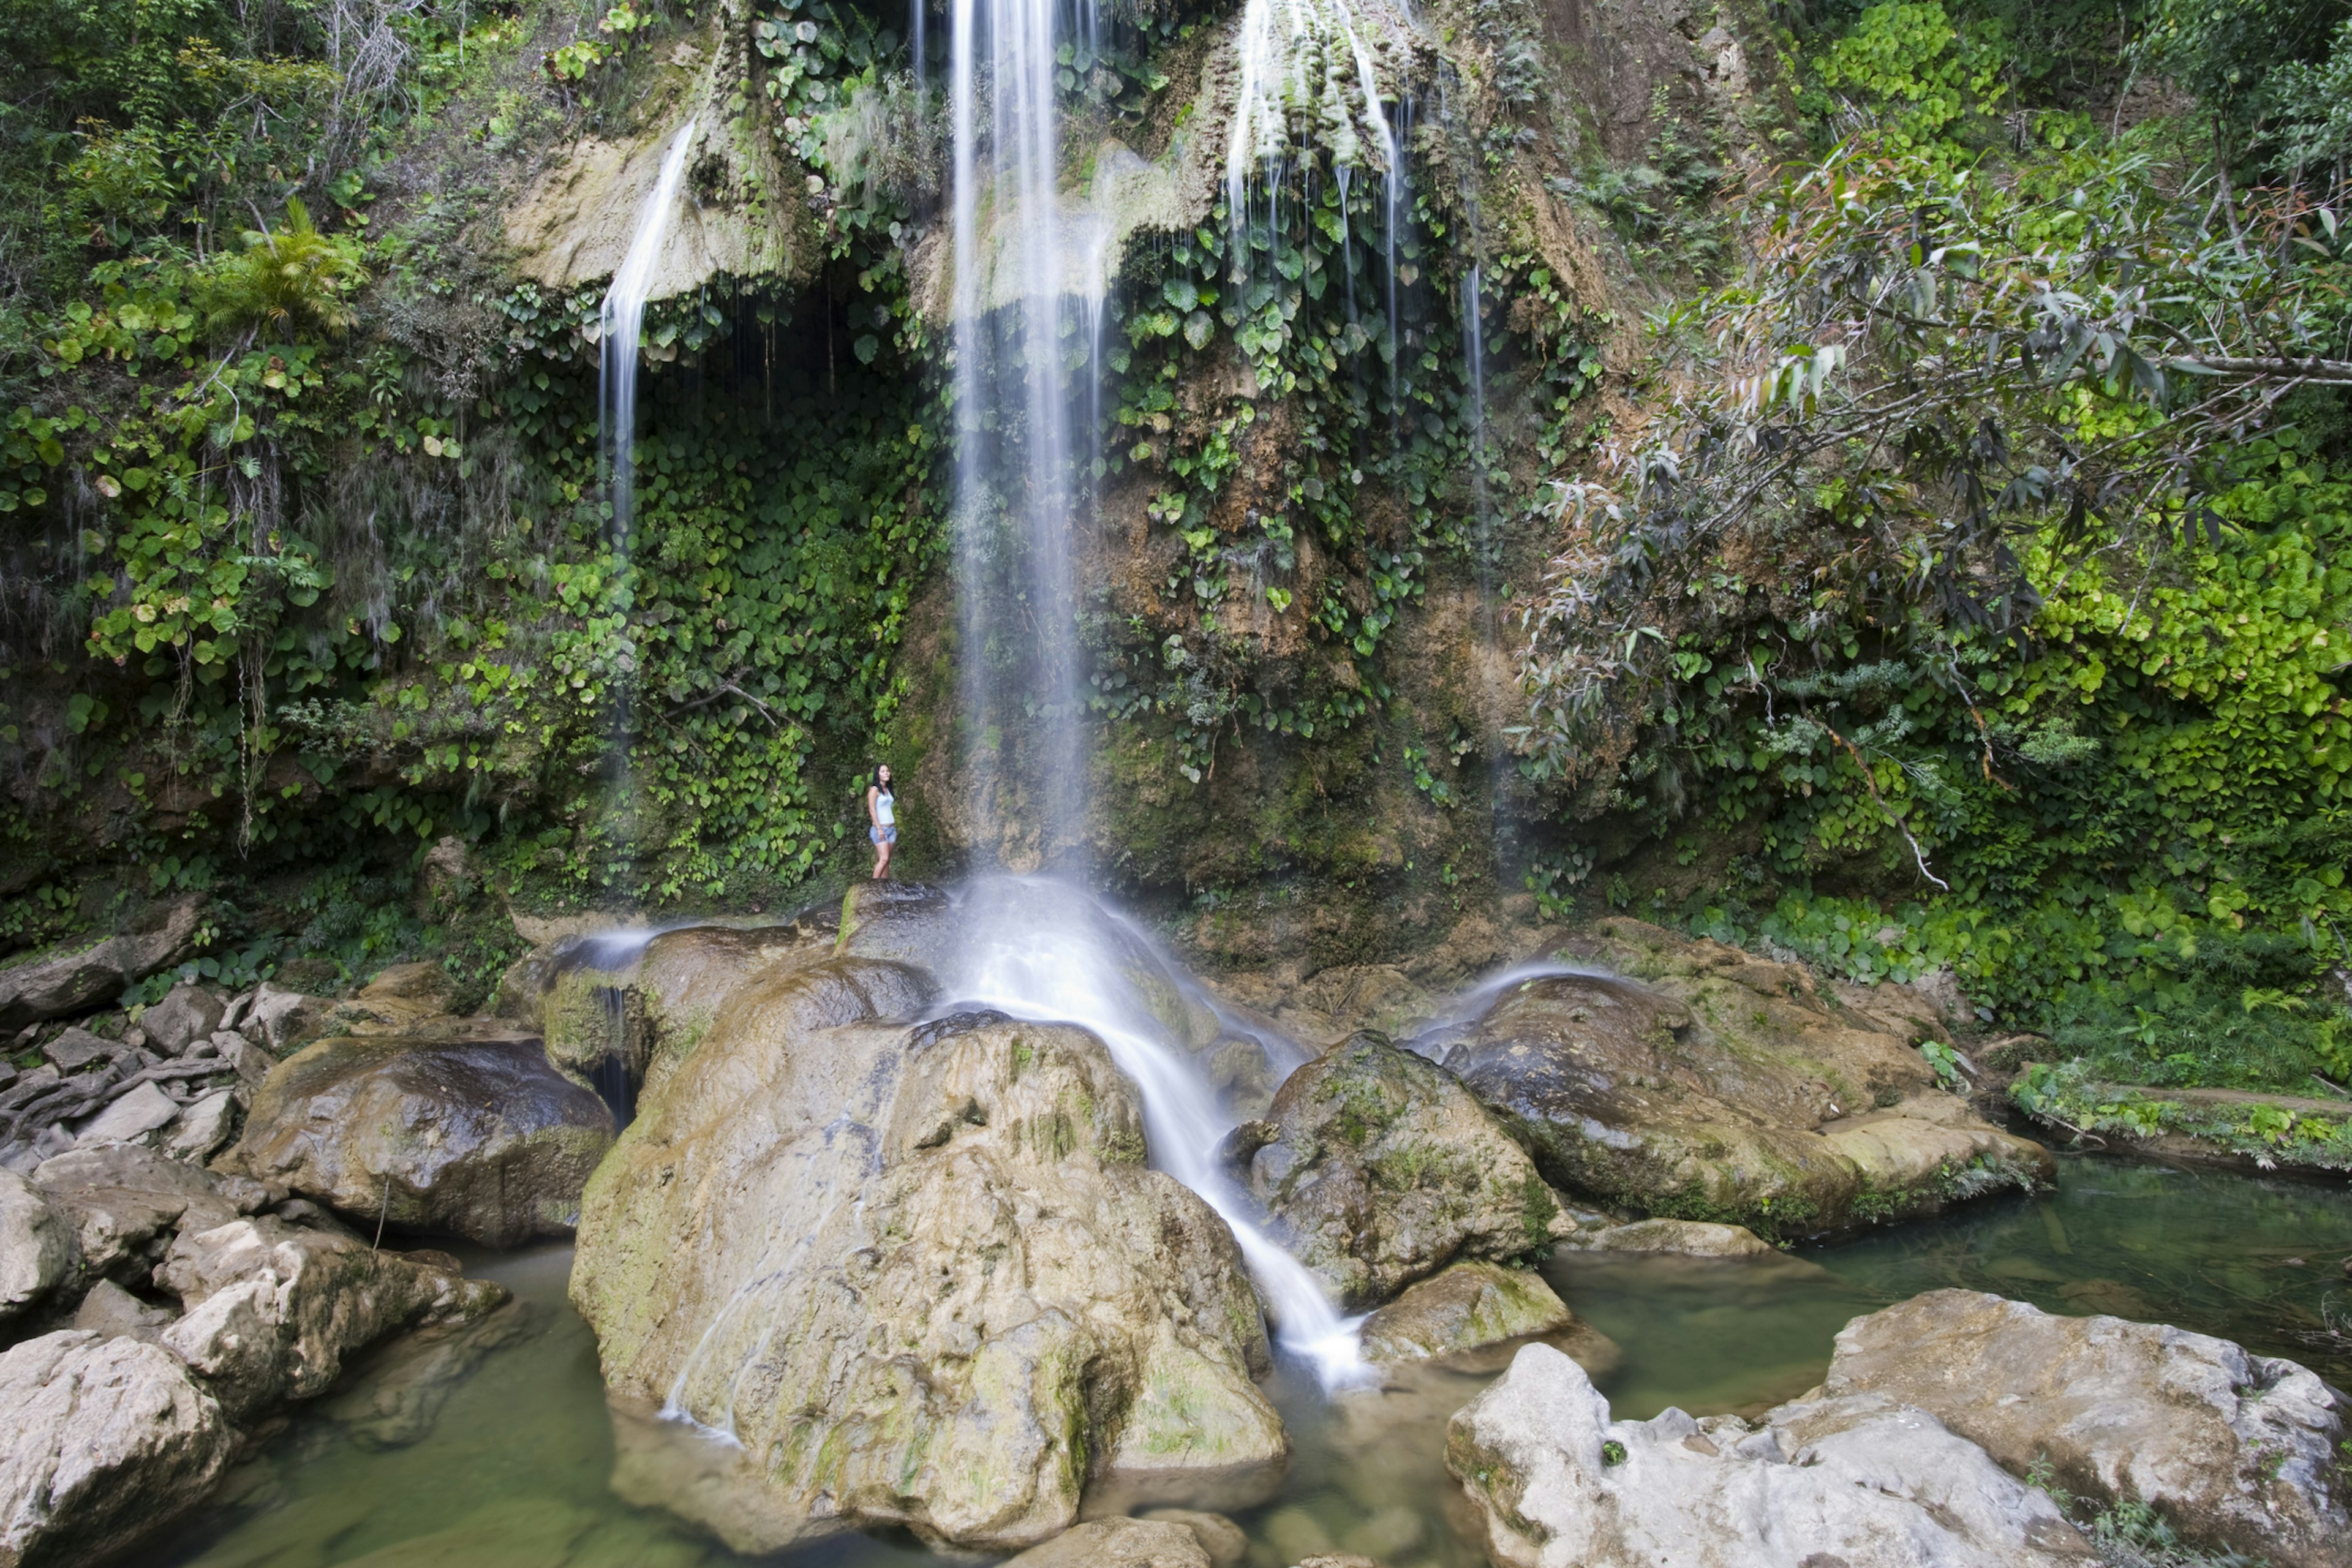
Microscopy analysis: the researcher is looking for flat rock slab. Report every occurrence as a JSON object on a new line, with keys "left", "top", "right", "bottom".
{"left": 1581, "top": 1218, "right": 1774, "bottom": 1256}
{"left": 0, "top": 1329, "right": 233, "bottom": 1568}
{"left": 223, "top": 1030, "right": 616, "bottom": 1248}
{"left": 1000, "top": 1518, "right": 1212, "bottom": 1568}
{"left": 1446, "top": 1341, "right": 2096, "bottom": 1567}
{"left": 1823, "top": 1289, "right": 2352, "bottom": 1568}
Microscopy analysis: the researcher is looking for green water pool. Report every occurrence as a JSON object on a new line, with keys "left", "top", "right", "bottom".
{"left": 157, "top": 1153, "right": 2351, "bottom": 1568}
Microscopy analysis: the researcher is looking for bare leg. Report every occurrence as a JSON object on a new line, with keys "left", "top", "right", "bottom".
{"left": 877, "top": 838, "right": 894, "bottom": 880}
{"left": 872, "top": 835, "right": 886, "bottom": 879}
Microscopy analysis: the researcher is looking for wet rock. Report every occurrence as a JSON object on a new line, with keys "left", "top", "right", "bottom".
{"left": 1580, "top": 1219, "right": 1774, "bottom": 1257}
{"left": 538, "top": 921, "right": 820, "bottom": 1100}
{"left": 1446, "top": 1341, "right": 2095, "bottom": 1567}
{"left": 74, "top": 1080, "right": 180, "bottom": 1147}
{"left": 1296, "top": 1557, "right": 1383, "bottom": 1568}
{"left": 141, "top": 985, "right": 227, "bottom": 1054}
{"left": 321, "top": 1297, "right": 540, "bottom": 1449}
{"left": 0, "top": 1329, "right": 235, "bottom": 1568}
{"left": 1247, "top": 1033, "right": 1562, "bottom": 1307}
{"left": 1137, "top": 1508, "right": 1247, "bottom": 1567}
{"left": 0, "top": 898, "right": 205, "bottom": 1030}
{"left": 1000, "top": 1518, "right": 1212, "bottom": 1568}
{"left": 157, "top": 1212, "right": 507, "bottom": 1420}
{"left": 0, "top": 1170, "right": 71, "bottom": 1321}
{"left": 575, "top": 993, "right": 1287, "bottom": 1555}
{"left": 67, "top": 1278, "right": 174, "bottom": 1343}
{"left": 1822, "top": 1289, "right": 2351, "bottom": 1568}
{"left": 33, "top": 1143, "right": 257, "bottom": 1280}
{"left": 221, "top": 1028, "right": 616, "bottom": 1247}
{"left": 1416, "top": 927, "right": 2051, "bottom": 1235}
{"left": 1358, "top": 1261, "right": 1575, "bottom": 1363}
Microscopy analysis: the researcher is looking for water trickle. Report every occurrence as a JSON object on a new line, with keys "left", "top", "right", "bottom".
{"left": 600, "top": 118, "right": 698, "bottom": 560}
{"left": 944, "top": 878, "right": 1373, "bottom": 1387}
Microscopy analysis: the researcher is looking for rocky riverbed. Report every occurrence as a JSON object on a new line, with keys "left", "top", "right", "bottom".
{"left": 1, "top": 880, "right": 2346, "bottom": 1567}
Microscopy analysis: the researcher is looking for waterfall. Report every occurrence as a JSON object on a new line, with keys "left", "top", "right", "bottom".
{"left": 942, "top": 2, "right": 1371, "bottom": 1385}
{"left": 601, "top": 118, "right": 698, "bottom": 560}
{"left": 946, "top": 879, "right": 1371, "bottom": 1388}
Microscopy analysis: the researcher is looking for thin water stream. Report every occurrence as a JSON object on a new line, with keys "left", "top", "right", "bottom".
{"left": 159, "top": 1154, "right": 2352, "bottom": 1568}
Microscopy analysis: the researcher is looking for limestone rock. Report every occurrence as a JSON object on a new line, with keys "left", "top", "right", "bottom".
{"left": 1000, "top": 1518, "right": 1213, "bottom": 1568}
{"left": 0, "top": 899, "right": 204, "bottom": 1030}
{"left": 0, "top": 1170, "right": 70, "bottom": 1321}
{"left": 0, "top": 1329, "right": 234, "bottom": 1568}
{"left": 1247, "top": 1032, "right": 1559, "bottom": 1306}
{"left": 1358, "top": 1261, "right": 1574, "bottom": 1363}
{"left": 1581, "top": 1218, "right": 1774, "bottom": 1257}
{"left": 141, "top": 985, "right": 226, "bottom": 1054}
{"left": 159, "top": 1088, "right": 237, "bottom": 1163}
{"left": 573, "top": 992, "right": 1287, "bottom": 1555}
{"left": 1414, "top": 928, "right": 2051, "bottom": 1235}
{"left": 157, "top": 1212, "right": 506, "bottom": 1419}
{"left": 1446, "top": 1341, "right": 2095, "bottom": 1567}
{"left": 1823, "top": 1289, "right": 2352, "bottom": 1568}
{"left": 33, "top": 1143, "right": 257, "bottom": 1280}
{"left": 74, "top": 1081, "right": 180, "bottom": 1147}
{"left": 320, "top": 1296, "right": 540, "bottom": 1449}
{"left": 221, "top": 1028, "right": 615, "bottom": 1247}
{"left": 245, "top": 983, "right": 336, "bottom": 1054}
{"left": 39, "top": 1030, "right": 114, "bottom": 1074}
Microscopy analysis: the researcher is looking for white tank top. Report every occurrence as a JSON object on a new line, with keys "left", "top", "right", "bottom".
{"left": 875, "top": 788, "right": 895, "bottom": 826}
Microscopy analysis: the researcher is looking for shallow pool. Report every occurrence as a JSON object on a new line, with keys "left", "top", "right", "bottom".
{"left": 157, "top": 1154, "right": 2352, "bottom": 1568}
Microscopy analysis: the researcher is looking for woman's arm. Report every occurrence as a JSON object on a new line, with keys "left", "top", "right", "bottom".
{"left": 866, "top": 784, "right": 880, "bottom": 825}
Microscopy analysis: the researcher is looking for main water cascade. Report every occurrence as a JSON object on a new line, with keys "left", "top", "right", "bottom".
{"left": 943, "top": 0, "right": 1380, "bottom": 1384}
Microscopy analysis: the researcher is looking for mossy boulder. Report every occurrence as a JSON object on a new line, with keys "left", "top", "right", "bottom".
{"left": 221, "top": 1027, "right": 616, "bottom": 1247}
{"left": 1417, "top": 924, "right": 2052, "bottom": 1237}
{"left": 1243, "top": 1032, "right": 1569, "bottom": 1308}
{"left": 1357, "top": 1261, "right": 1577, "bottom": 1364}
{"left": 571, "top": 996, "right": 1287, "bottom": 1555}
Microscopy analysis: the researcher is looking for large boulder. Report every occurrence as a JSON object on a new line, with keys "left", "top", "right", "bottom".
{"left": 1357, "top": 1260, "right": 1575, "bottom": 1364}
{"left": 157, "top": 1214, "right": 505, "bottom": 1420}
{"left": 0, "top": 1329, "right": 234, "bottom": 1568}
{"left": 0, "top": 899, "right": 204, "bottom": 1030}
{"left": 222, "top": 1028, "right": 616, "bottom": 1247}
{"left": 1412, "top": 925, "right": 2051, "bottom": 1235}
{"left": 1242, "top": 1032, "right": 1564, "bottom": 1306}
{"left": 573, "top": 973, "right": 1288, "bottom": 1556}
{"left": 1446, "top": 1341, "right": 2095, "bottom": 1567}
{"left": 1822, "top": 1290, "right": 2351, "bottom": 1568}
{"left": 0, "top": 1172, "right": 70, "bottom": 1322}
{"left": 999, "top": 1518, "right": 1213, "bottom": 1568}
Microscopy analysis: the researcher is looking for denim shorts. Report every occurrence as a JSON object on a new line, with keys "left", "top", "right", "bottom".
{"left": 870, "top": 824, "right": 897, "bottom": 845}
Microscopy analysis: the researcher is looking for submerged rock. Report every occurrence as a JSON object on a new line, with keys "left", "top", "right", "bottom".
{"left": 1246, "top": 1032, "right": 1563, "bottom": 1306}
{"left": 1446, "top": 1341, "right": 2095, "bottom": 1567}
{"left": 0, "top": 1329, "right": 235, "bottom": 1568}
{"left": 221, "top": 1028, "right": 615, "bottom": 1246}
{"left": 999, "top": 1518, "right": 1213, "bottom": 1568}
{"left": 574, "top": 992, "right": 1287, "bottom": 1555}
{"left": 321, "top": 1296, "right": 541, "bottom": 1450}
{"left": 1823, "top": 1289, "right": 2351, "bottom": 1568}
{"left": 1415, "top": 929, "right": 2051, "bottom": 1235}
{"left": 1578, "top": 1218, "right": 1774, "bottom": 1257}
{"left": 1357, "top": 1260, "right": 1574, "bottom": 1363}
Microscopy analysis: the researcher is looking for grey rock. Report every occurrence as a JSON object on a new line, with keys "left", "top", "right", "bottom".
{"left": 244, "top": 984, "right": 336, "bottom": 1054}
{"left": 32, "top": 1144, "right": 254, "bottom": 1279}
{"left": 222, "top": 1035, "right": 276, "bottom": 1087}
{"left": 67, "top": 1278, "right": 175, "bottom": 1343}
{"left": 0, "top": 1170, "right": 72, "bottom": 1321}
{"left": 998, "top": 1518, "right": 1212, "bottom": 1568}
{"left": 0, "top": 899, "right": 206, "bottom": 1030}
{"left": 1447, "top": 1341, "right": 2095, "bottom": 1567}
{"left": 1580, "top": 1219, "right": 1775, "bottom": 1257}
{"left": 1137, "top": 1509, "right": 1247, "bottom": 1567}
{"left": 320, "top": 1297, "right": 540, "bottom": 1450}
{"left": 219, "top": 1028, "right": 615, "bottom": 1248}
{"left": 157, "top": 1212, "right": 508, "bottom": 1419}
{"left": 1822, "top": 1289, "right": 2351, "bottom": 1568}
{"left": 74, "top": 1081, "right": 181, "bottom": 1147}
{"left": 159, "top": 1088, "right": 238, "bottom": 1164}
{"left": 0, "top": 1329, "right": 234, "bottom": 1568}
{"left": 141, "top": 985, "right": 226, "bottom": 1055}
{"left": 1358, "top": 1260, "right": 1575, "bottom": 1364}
{"left": 40, "top": 1029, "right": 115, "bottom": 1074}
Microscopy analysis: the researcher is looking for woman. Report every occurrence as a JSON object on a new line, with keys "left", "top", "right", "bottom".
{"left": 865, "top": 764, "right": 897, "bottom": 880}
